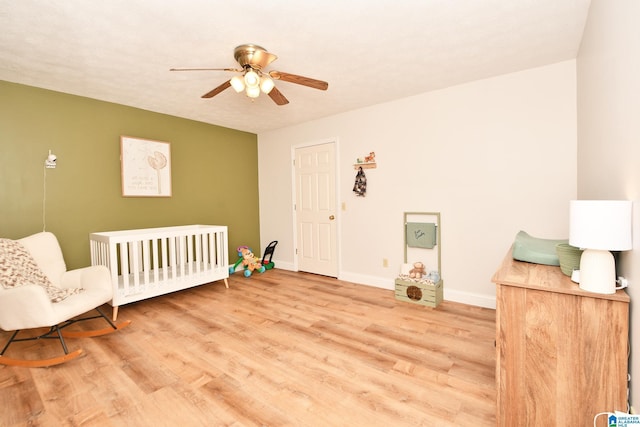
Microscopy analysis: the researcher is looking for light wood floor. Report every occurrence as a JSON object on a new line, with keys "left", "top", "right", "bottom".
{"left": 0, "top": 270, "right": 496, "bottom": 426}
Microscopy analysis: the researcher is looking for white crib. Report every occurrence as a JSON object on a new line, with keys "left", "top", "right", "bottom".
{"left": 89, "top": 225, "right": 229, "bottom": 320}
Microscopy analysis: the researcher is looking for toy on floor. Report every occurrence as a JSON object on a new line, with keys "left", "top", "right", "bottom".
{"left": 230, "top": 246, "right": 266, "bottom": 277}
{"left": 261, "top": 240, "right": 278, "bottom": 270}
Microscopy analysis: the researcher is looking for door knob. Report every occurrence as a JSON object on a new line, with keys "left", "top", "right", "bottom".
{"left": 329, "top": 215, "right": 335, "bottom": 220}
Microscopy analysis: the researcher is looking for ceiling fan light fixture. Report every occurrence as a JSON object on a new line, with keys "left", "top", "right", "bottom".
{"left": 230, "top": 75, "right": 245, "bottom": 92}
{"left": 173, "top": 44, "right": 328, "bottom": 106}
{"left": 246, "top": 86, "right": 260, "bottom": 98}
{"left": 244, "top": 69, "right": 260, "bottom": 88}
{"left": 260, "top": 76, "right": 275, "bottom": 94}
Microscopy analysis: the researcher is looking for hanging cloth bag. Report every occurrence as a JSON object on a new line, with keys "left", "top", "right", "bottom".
{"left": 353, "top": 167, "right": 367, "bottom": 196}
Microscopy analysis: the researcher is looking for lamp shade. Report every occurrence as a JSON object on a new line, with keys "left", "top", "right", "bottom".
{"left": 260, "top": 76, "right": 275, "bottom": 94}
{"left": 569, "top": 200, "right": 632, "bottom": 250}
{"left": 230, "top": 75, "right": 245, "bottom": 93}
{"left": 244, "top": 70, "right": 260, "bottom": 88}
{"left": 246, "top": 86, "right": 260, "bottom": 98}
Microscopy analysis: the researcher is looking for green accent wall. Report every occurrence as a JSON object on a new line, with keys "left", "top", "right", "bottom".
{"left": 0, "top": 80, "right": 260, "bottom": 269}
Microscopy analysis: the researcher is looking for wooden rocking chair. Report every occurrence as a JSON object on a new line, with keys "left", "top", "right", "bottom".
{"left": 0, "top": 232, "right": 130, "bottom": 367}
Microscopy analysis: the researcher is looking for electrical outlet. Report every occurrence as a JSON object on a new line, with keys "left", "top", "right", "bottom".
{"left": 341, "top": 202, "right": 346, "bottom": 211}
{"left": 382, "top": 258, "right": 388, "bottom": 268}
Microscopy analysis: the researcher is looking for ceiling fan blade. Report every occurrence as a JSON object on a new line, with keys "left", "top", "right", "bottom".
{"left": 269, "top": 71, "right": 328, "bottom": 91}
{"left": 170, "top": 67, "right": 242, "bottom": 72}
{"left": 202, "top": 80, "right": 231, "bottom": 98}
{"left": 268, "top": 86, "right": 289, "bottom": 105}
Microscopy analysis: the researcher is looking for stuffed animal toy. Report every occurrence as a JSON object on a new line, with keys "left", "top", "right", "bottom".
{"left": 409, "top": 262, "right": 426, "bottom": 279}
{"left": 239, "top": 247, "right": 265, "bottom": 277}
{"left": 230, "top": 246, "right": 266, "bottom": 277}
{"left": 364, "top": 151, "right": 376, "bottom": 163}
{"left": 426, "top": 270, "right": 441, "bottom": 283}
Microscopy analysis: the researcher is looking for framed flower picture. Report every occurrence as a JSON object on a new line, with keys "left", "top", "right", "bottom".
{"left": 120, "top": 136, "right": 172, "bottom": 197}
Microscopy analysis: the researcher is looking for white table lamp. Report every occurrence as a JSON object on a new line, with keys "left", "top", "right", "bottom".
{"left": 569, "top": 200, "right": 632, "bottom": 294}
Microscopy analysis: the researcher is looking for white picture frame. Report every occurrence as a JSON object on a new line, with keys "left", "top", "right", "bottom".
{"left": 120, "top": 136, "right": 172, "bottom": 197}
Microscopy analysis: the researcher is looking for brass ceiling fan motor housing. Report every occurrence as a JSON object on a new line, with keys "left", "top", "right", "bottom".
{"left": 233, "top": 44, "right": 277, "bottom": 70}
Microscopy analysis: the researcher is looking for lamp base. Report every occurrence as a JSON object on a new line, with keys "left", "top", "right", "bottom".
{"left": 578, "top": 249, "right": 616, "bottom": 294}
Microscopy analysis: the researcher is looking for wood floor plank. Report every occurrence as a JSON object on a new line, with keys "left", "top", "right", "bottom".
{"left": 0, "top": 269, "right": 496, "bottom": 426}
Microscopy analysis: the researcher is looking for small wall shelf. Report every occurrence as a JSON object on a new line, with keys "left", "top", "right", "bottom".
{"left": 353, "top": 162, "right": 377, "bottom": 169}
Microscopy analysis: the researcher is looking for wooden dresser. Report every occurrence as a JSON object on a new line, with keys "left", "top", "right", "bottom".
{"left": 492, "top": 251, "right": 629, "bottom": 426}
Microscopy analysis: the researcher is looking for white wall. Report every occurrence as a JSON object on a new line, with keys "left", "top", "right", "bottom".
{"left": 258, "top": 60, "right": 577, "bottom": 308}
{"left": 576, "top": 0, "right": 640, "bottom": 411}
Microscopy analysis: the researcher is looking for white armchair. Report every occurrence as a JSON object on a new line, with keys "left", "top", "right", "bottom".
{"left": 0, "top": 232, "right": 130, "bottom": 367}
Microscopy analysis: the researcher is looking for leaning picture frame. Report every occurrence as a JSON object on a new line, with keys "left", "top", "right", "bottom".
{"left": 120, "top": 136, "right": 172, "bottom": 197}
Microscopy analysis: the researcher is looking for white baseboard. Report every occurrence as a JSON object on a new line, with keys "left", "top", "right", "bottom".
{"left": 338, "top": 272, "right": 394, "bottom": 290}
{"left": 340, "top": 272, "right": 496, "bottom": 308}
{"left": 266, "top": 264, "right": 497, "bottom": 309}
{"left": 443, "top": 289, "right": 496, "bottom": 309}
{"left": 268, "top": 259, "right": 295, "bottom": 272}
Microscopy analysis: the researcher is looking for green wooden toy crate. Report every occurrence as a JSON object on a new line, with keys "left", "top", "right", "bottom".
{"left": 394, "top": 278, "right": 443, "bottom": 307}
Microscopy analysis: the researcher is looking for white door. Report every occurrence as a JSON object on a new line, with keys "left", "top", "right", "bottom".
{"left": 295, "top": 142, "right": 338, "bottom": 277}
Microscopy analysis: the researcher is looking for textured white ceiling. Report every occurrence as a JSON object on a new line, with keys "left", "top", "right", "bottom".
{"left": 0, "top": 0, "right": 591, "bottom": 134}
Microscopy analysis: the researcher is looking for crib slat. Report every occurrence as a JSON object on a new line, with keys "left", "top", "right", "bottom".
{"left": 195, "top": 233, "right": 202, "bottom": 274}
{"left": 108, "top": 242, "right": 119, "bottom": 292}
{"left": 141, "top": 240, "right": 151, "bottom": 286}
{"left": 177, "top": 236, "right": 184, "bottom": 278}
{"left": 202, "top": 233, "right": 210, "bottom": 272}
{"left": 120, "top": 242, "right": 129, "bottom": 291}
{"left": 169, "top": 237, "right": 177, "bottom": 280}
{"left": 216, "top": 230, "right": 224, "bottom": 267}
{"left": 162, "top": 238, "right": 168, "bottom": 283}
{"left": 187, "top": 234, "right": 194, "bottom": 276}
{"left": 130, "top": 241, "right": 140, "bottom": 292}
{"left": 152, "top": 238, "right": 160, "bottom": 284}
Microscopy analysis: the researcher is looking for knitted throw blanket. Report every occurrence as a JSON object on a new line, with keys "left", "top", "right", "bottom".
{"left": 0, "top": 238, "right": 83, "bottom": 302}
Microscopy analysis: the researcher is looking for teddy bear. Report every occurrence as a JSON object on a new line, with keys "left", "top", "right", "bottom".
{"left": 408, "top": 261, "right": 426, "bottom": 279}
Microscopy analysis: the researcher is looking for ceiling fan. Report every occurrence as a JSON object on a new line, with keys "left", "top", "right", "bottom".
{"left": 170, "top": 44, "right": 329, "bottom": 105}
